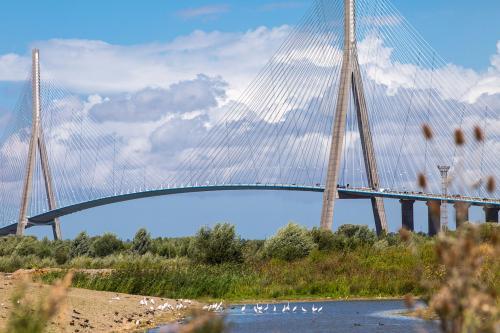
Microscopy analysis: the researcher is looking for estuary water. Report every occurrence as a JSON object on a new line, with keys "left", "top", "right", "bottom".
{"left": 151, "top": 300, "right": 440, "bottom": 333}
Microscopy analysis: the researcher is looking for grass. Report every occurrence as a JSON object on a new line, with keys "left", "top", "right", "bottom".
{"left": 37, "top": 243, "right": 436, "bottom": 301}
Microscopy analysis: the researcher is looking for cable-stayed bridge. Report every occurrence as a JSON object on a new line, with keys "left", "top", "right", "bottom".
{"left": 0, "top": 0, "right": 498, "bottom": 239}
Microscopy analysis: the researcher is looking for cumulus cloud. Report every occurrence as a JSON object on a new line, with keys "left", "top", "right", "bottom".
{"left": 465, "top": 41, "right": 500, "bottom": 102}
{"left": 89, "top": 75, "right": 227, "bottom": 123}
{"left": 0, "top": 25, "right": 499, "bottom": 222}
{"left": 0, "top": 26, "right": 291, "bottom": 98}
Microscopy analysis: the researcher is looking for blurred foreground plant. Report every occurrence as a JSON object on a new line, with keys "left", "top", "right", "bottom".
{"left": 406, "top": 224, "right": 499, "bottom": 333}
{"left": 429, "top": 224, "right": 499, "bottom": 332}
{"left": 179, "top": 310, "right": 226, "bottom": 333}
{"left": 157, "top": 310, "right": 226, "bottom": 333}
{"left": 3, "top": 271, "right": 73, "bottom": 333}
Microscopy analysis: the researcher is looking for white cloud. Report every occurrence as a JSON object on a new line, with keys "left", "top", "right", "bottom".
{"left": 89, "top": 74, "right": 227, "bottom": 123}
{"left": 0, "top": 26, "right": 292, "bottom": 99}
{"left": 176, "top": 5, "right": 230, "bottom": 19}
{"left": 0, "top": 27, "right": 499, "bottom": 221}
{"left": 0, "top": 54, "right": 29, "bottom": 81}
{"left": 464, "top": 41, "right": 500, "bottom": 102}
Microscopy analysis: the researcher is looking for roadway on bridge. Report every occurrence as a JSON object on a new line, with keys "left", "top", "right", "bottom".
{"left": 1, "top": 184, "right": 498, "bottom": 236}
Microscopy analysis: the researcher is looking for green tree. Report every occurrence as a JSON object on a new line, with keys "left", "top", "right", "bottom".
{"left": 35, "top": 237, "right": 54, "bottom": 258}
{"left": 53, "top": 242, "right": 70, "bottom": 265}
{"left": 13, "top": 237, "right": 38, "bottom": 257}
{"left": 309, "top": 227, "right": 336, "bottom": 251}
{"left": 69, "top": 232, "right": 91, "bottom": 258}
{"left": 131, "top": 228, "right": 152, "bottom": 255}
{"left": 91, "top": 233, "right": 123, "bottom": 257}
{"left": 336, "top": 224, "right": 377, "bottom": 249}
{"left": 192, "top": 223, "right": 243, "bottom": 264}
{"left": 263, "top": 223, "right": 315, "bottom": 261}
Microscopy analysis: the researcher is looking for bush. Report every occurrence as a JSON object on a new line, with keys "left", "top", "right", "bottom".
{"left": 91, "top": 233, "right": 123, "bottom": 257}
{"left": 154, "top": 237, "right": 194, "bottom": 258}
{"left": 70, "top": 232, "right": 91, "bottom": 258}
{"left": 336, "top": 224, "right": 377, "bottom": 249}
{"left": 131, "top": 228, "right": 152, "bottom": 255}
{"left": 35, "top": 238, "right": 54, "bottom": 258}
{"left": 54, "top": 242, "right": 70, "bottom": 265}
{"left": 191, "top": 223, "right": 243, "bottom": 264}
{"left": 263, "top": 223, "right": 315, "bottom": 261}
{"left": 13, "top": 237, "right": 39, "bottom": 257}
{"left": 309, "top": 227, "right": 336, "bottom": 251}
{"left": 242, "top": 239, "right": 265, "bottom": 262}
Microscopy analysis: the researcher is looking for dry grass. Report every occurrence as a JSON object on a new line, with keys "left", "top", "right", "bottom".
{"left": 427, "top": 225, "right": 498, "bottom": 333}
{"left": 3, "top": 271, "right": 73, "bottom": 333}
{"left": 414, "top": 123, "right": 500, "bottom": 332}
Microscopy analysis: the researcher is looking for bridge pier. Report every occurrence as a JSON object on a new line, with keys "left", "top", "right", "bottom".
{"left": 453, "top": 202, "right": 470, "bottom": 229}
{"left": 484, "top": 206, "right": 499, "bottom": 223}
{"left": 400, "top": 199, "right": 415, "bottom": 231}
{"left": 427, "top": 201, "right": 441, "bottom": 236}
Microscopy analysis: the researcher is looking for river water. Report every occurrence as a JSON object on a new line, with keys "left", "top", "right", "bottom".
{"left": 151, "top": 300, "right": 440, "bottom": 333}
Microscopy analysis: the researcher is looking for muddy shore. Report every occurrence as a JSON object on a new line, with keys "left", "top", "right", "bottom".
{"left": 0, "top": 271, "right": 197, "bottom": 332}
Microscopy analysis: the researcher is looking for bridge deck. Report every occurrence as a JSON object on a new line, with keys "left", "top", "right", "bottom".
{"left": 1, "top": 184, "right": 498, "bottom": 236}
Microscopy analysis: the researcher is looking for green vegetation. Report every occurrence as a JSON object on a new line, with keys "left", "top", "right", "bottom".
{"left": 262, "top": 223, "right": 315, "bottom": 261}
{"left": 191, "top": 223, "right": 243, "bottom": 264}
{"left": 0, "top": 223, "right": 498, "bottom": 303}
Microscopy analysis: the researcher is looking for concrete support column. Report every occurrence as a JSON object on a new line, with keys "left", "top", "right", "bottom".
{"left": 453, "top": 202, "right": 470, "bottom": 229}
{"left": 427, "top": 201, "right": 441, "bottom": 236}
{"left": 484, "top": 206, "right": 499, "bottom": 223}
{"left": 400, "top": 200, "right": 415, "bottom": 231}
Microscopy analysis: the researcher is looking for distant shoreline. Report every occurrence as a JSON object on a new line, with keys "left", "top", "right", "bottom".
{"left": 226, "top": 296, "right": 413, "bottom": 306}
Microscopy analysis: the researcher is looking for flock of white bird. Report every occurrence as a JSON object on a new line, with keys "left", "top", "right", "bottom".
{"left": 202, "top": 301, "right": 225, "bottom": 312}
{"left": 241, "top": 302, "right": 323, "bottom": 314}
{"left": 138, "top": 297, "right": 192, "bottom": 312}
{"left": 135, "top": 297, "right": 323, "bottom": 316}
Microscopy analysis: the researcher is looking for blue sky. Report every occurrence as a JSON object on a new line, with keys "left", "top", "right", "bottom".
{"left": 1, "top": 0, "right": 499, "bottom": 69}
{"left": 0, "top": 0, "right": 499, "bottom": 240}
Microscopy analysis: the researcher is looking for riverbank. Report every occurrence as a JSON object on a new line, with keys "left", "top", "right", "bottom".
{"left": 225, "top": 295, "right": 410, "bottom": 306}
{"left": 0, "top": 271, "right": 196, "bottom": 332}
{"left": 36, "top": 243, "right": 435, "bottom": 302}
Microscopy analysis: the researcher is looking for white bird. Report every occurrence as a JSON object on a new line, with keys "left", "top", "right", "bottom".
{"left": 150, "top": 299, "right": 155, "bottom": 305}
{"left": 215, "top": 302, "right": 223, "bottom": 312}
{"left": 292, "top": 306, "right": 297, "bottom": 312}
{"left": 282, "top": 304, "right": 286, "bottom": 313}
{"left": 256, "top": 303, "right": 263, "bottom": 311}
{"left": 301, "top": 306, "right": 307, "bottom": 312}
{"left": 273, "top": 305, "right": 277, "bottom": 312}
{"left": 264, "top": 304, "right": 269, "bottom": 312}
{"left": 286, "top": 302, "right": 291, "bottom": 311}
{"left": 318, "top": 306, "right": 323, "bottom": 313}
{"left": 312, "top": 304, "right": 317, "bottom": 312}
{"left": 254, "top": 306, "right": 258, "bottom": 313}
{"left": 241, "top": 305, "right": 246, "bottom": 312}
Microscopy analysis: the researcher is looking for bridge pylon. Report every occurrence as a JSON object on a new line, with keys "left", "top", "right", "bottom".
{"left": 321, "top": 0, "right": 388, "bottom": 234}
{"left": 16, "top": 49, "right": 62, "bottom": 240}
